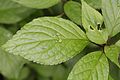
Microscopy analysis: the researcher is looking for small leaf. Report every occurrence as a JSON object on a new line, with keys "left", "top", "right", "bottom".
{"left": 86, "top": 29, "right": 108, "bottom": 44}
{"left": 0, "top": 0, "right": 35, "bottom": 24}
{"left": 102, "top": 0, "right": 120, "bottom": 37}
{"left": 84, "top": 0, "right": 102, "bottom": 9}
{"left": 3, "top": 17, "right": 89, "bottom": 65}
{"left": 64, "top": 1, "right": 82, "bottom": 25}
{"left": 67, "top": 51, "right": 109, "bottom": 80}
{"left": 82, "top": 0, "right": 108, "bottom": 44}
{"left": 82, "top": 0, "right": 103, "bottom": 31}
{"left": 105, "top": 45, "right": 120, "bottom": 68}
{"left": 12, "top": 0, "right": 60, "bottom": 9}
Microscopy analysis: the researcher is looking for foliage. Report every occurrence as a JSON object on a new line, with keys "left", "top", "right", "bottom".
{"left": 0, "top": 0, "right": 120, "bottom": 80}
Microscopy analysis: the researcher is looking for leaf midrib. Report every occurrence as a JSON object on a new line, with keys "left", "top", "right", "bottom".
{"left": 10, "top": 38, "right": 87, "bottom": 47}
{"left": 87, "top": 53, "right": 103, "bottom": 80}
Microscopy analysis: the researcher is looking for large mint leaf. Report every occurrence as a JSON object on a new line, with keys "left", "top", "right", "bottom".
{"left": 102, "top": 0, "right": 120, "bottom": 37}
{"left": 2, "top": 17, "right": 89, "bottom": 65}
{"left": 105, "top": 45, "right": 120, "bottom": 68}
{"left": 67, "top": 51, "right": 109, "bottom": 80}
{"left": 0, "top": 27, "right": 25, "bottom": 79}
{"left": 82, "top": 0, "right": 108, "bottom": 44}
{"left": 0, "top": 0, "right": 34, "bottom": 24}
{"left": 64, "top": 1, "right": 82, "bottom": 25}
{"left": 12, "top": 0, "right": 60, "bottom": 9}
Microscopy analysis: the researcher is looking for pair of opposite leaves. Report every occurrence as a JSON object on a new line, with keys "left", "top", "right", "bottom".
{"left": 2, "top": 0, "right": 120, "bottom": 80}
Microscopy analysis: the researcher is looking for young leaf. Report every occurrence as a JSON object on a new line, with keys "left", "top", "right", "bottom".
{"left": 0, "top": 0, "right": 34, "bottom": 24}
{"left": 102, "top": 0, "right": 120, "bottom": 37}
{"left": 86, "top": 29, "right": 108, "bottom": 44}
{"left": 82, "top": 0, "right": 103, "bottom": 31}
{"left": 64, "top": 1, "right": 82, "bottom": 25}
{"left": 67, "top": 51, "right": 109, "bottom": 80}
{"left": 105, "top": 45, "right": 120, "bottom": 68}
{"left": 84, "top": 0, "right": 101, "bottom": 9}
{"left": 11, "top": 0, "right": 60, "bottom": 9}
{"left": 2, "top": 17, "right": 89, "bottom": 65}
{"left": 82, "top": 0, "right": 108, "bottom": 44}
{"left": 0, "top": 27, "right": 25, "bottom": 79}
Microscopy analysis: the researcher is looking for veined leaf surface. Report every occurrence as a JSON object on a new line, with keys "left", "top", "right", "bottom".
{"left": 3, "top": 17, "right": 89, "bottom": 65}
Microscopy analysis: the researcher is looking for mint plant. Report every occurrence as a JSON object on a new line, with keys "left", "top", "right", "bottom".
{"left": 0, "top": 0, "right": 120, "bottom": 80}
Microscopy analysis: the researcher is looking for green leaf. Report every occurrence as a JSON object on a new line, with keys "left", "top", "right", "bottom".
{"left": 82, "top": 0, "right": 108, "bottom": 44}
{"left": 0, "top": 27, "right": 25, "bottom": 79}
{"left": 18, "top": 67, "right": 30, "bottom": 80}
{"left": 0, "top": 0, "right": 34, "bottom": 24}
{"left": 102, "top": 0, "right": 120, "bottom": 37}
{"left": 2, "top": 17, "right": 89, "bottom": 65}
{"left": 0, "top": 49, "right": 25, "bottom": 79}
{"left": 109, "top": 61, "right": 120, "bottom": 80}
{"left": 67, "top": 51, "right": 109, "bottom": 80}
{"left": 29, "top": 64, "right": 56, "bottom": 77}
{"left": 82, "top": 0, "right": 103, "bottom": 31}
{"left": 30, "top": 64, "right": 67, "bottom": 80}
{"left": 108, "top": 75, "right": 114, "bottom": 80}
{"left": 64, "top": 1, "right": 82, "bottom": 25}
{"left": 84, "top": 0, "right": 101, "bottom": 9}
{"left": 52, "top": 65, "right": 67, "bottom": 80}
{"left": 115, "top": 40, "right": 120, "bottom": 48}
{"left": 105, "top": 45, "right": 120, "bottom": 68}
{"left": 12, "top": 0, "right": 60, "bottom": 9}
{"left": 86, "top": 29, "right": 108, "bottom": 44}
{"left": 0, "top": 26, "right": 12, "bottom": 45}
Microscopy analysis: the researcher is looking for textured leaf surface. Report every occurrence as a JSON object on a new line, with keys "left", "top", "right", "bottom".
{"left": 102, "top": 0, "right": 120, "bottom": 37}
{"left": 3, "top": 17, "right": 89, "bottom": 65}
{"left": 82, "top": 0, "right": 108, "bottom": 44}
{"left": 64, "top": 1, "right": 82, "bottom": 25}
{"left": 12, "top": 0, "right": 60, "bottom": 9}
{"left": 0, "top": 0, "right": 34, "bottom": 24}
{"left": 0, "top": 27, "right": 25, "bottom": 79}
{"left": 105, "top": 45, "right": 120, "bottom": 68}
{"left": 84, "top": 0, "right": 101, "bottom": 9}
{"left": 68, "top": 51, "right": 109, "bottom": 80}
